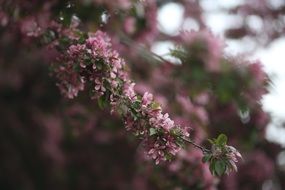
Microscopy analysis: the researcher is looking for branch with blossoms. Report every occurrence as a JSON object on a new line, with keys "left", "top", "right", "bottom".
{"left": 7, "top": 0, "right": 241, "bottom": 174}
{"left": 35, "top": 21, "right": 242, "bottom": 176}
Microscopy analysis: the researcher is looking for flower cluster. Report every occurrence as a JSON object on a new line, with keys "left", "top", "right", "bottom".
{"left": 203, "top": 134, "right": 242, "bottom": 176}
{"left": 0, "top": 0, "right": 281, "bottom": 188}
{"left": 54, "top": 31, "right": 126, "bottom": 100}
{"left": 124, "top": 91, "right": 190, "bottom": 164}
{"left": 212, "top": 145, "right": 242, "bottom": 173}
{"left": 53, "top": 30, "right": 191, "bottom": 164}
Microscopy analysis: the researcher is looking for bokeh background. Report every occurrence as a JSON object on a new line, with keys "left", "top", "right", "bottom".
{"left": 155, "top": 0, "right": 285, "bottom": 146}
{"left": 1, "top": 0, "right": 285, "bottom": 189}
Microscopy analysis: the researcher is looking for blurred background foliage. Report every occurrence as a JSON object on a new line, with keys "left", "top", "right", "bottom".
{"left": 0, "top": 0, "right": 285, "bottom": 189}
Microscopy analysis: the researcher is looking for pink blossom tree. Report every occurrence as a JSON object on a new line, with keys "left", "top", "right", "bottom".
{"left": 0, "top": 0, "right": 283, "bottom": 189}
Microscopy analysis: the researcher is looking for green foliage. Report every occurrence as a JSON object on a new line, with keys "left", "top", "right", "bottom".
{"left": 214, "top": 160, "right": 226, "bottom": 176}
{"left": 208, "top": 133, "right": 228, "bottom": 147}
{"left": 216, "top": 134, "right": 228, "bottom": 146}
{"left": 202, "top": 154, "right": 211, "bottom": 163}
{"left": 151, "top": 101, "right": 160, "bottom": 110}
{"left": 202, "top": 133, "right": 239, "bottom": 176}
{"left": 98, "top": 94, "right": 109, "bottom": 109}
{"left": 41, "top": 29, "right": 56, "bottom": 44}
{"left": 77, "top": 31, "right": 88, "bottom": 44}
{"left": 58, "top": 36, "right": 72, "bottom": 51}
{"left": 58, "top": 2, "right": 75, "bottom": 26}
{"left": 149, "top": 128, "right": 157, "bottom": 136}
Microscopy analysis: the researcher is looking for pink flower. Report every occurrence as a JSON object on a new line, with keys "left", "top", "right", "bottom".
{"left": 146, "top": 135, "right": 181, "bottom": 165}
{"left": 53, "top": 30, "right": 191, "bottom": 165}
{"left": 94, "top": 78, "right": 106, "bottom": 94}
{"left": 142, "top": 92, "right": 153, "bottom": 107}
{"left": 86, "top": 31, "right": 111, "bottom": 58}
{"left": 21, "top": 17, "right": 42, "bottom": 37}
{"left": 124, "top": 82, "right": 136, "bottom": 101}
{"left": 212, "top": 145, "right": 242, "bottom": 173}
{"left": 67, "top": 44, "right": 86, "bottom": 58}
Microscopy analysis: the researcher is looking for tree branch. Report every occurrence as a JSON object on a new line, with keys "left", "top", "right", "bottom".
{"left": 181, "top": 137, "right": 211, "bottom": 153}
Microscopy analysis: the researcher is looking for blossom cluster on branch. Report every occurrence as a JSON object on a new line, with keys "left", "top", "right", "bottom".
{"left": 3, "top": 1, "right": 283, "bottom": 189}
{"left": 53, "top": 29, "right": 193, "bottom": 165}
{"left": 49, "top": 23, "right": 242, "bottom": 172}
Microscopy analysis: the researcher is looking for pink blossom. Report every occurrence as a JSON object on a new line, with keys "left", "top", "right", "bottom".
{"left": 94, "top": 78, "right": 106, "bottom": 94}
{"left": 21, "top": 17, "right": 42, "bottom": 37}
{"left": 53, "top": 30, "right": 191, "bottom": 164}
{"left": 211, "top": 144, "right": 242, "bottom": 173}
{"left": 142, "top": 92, "right": 153, "bottom": 107}
{"left": 124, "top": 82, "right": 137, "bottom": 101}
{"left": 67, "top": 44, "right": 86, "bottom": 58}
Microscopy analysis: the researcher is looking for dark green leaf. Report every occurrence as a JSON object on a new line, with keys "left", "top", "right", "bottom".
{"left": 72, "top": 63, "right": 80, "bottom": 72}
{"left": 202, "top": 154, "right": 211, "bottom": 163}
{"left": 129, "top": 108, "right": 138, "bottom": 121}
{"left": 165, "top": 153, "right": 173, "bottom": 161}
{"left": 96, "top": 59, "right": 104, "bottom": 70}
{"left": 98, "top": 95, "right": 108, "bottom": 109}
{"left": 58, "top": 36, "right": 71, "bottom": 49}
{"left": 78, "top": 32, "right": 88, "bottom": 44}
{"left": 214, "top": 160, "right": 226, "bottom": 176}
{"left": 209, "top": 161, "right": 216, "bottom": 175}
{"left": 132, "top": 100, "right": 141, "bottom": 110}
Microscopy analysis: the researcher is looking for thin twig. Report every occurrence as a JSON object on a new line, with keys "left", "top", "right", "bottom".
{"left": 149, "top": 51, "right": 171, "bottom": 63}
{"left": 119, "top": 32, "right": 171, "bottom": 64}
{"left": 181, "top": 137, "right": 211, "bottom": 153}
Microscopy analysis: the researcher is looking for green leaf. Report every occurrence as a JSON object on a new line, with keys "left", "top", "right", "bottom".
{"left": 164, "top": 153, "right": 173, "bottom": 161}
{"left": 84, "top": 56, "right": 92, "bottom": 66}
{"left": 216, "top": 134, "right": 228, "bottom": 146}
{"left": 96, "top": 59, "right": 104, "bottom": 70}
{"left": 207, "top": 139, "right": 215, "bottom": 144}
{"left": 129, "top": 108, "right": 138, "bottom": 121}
{"left": 202, "top": 154, "right": 211, "bottom": 163}
{"left": 151, "top": 101, "right": 160, "bottom": 110}
{"left": 170, "top": 128, "right": 181, "bottom": 136}
{"left": 98, "top": 95, "right": 108, "bottom": 109}
{"left": 77, "top": 32, "right": 88, "bottom": 44}
{"left": 209, "top": 161, "right": 216, "bottom": 175}
{"left": 214, "top": 160, "right": 226, "bottom": 176}
{"left": 132, "top": 100, "right": 141, "bottom": 110}
{"left": 58, "top": 36, "right": 71, "bottom": 50}
{"left": 149, "top": 128, "right": 157, "bottom": 136}
{"left": 175, "top": 137, "right": 185, "bottom": 148}
{"left": 72, "top": 63, "right": 80, "bottom": 72}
